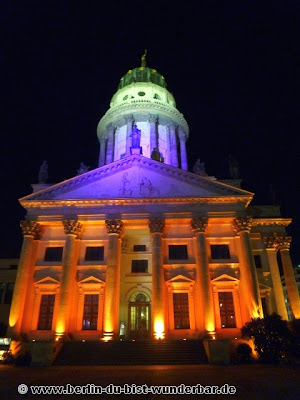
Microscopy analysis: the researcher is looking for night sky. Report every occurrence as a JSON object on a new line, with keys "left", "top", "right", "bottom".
{"left": 2, "top": 1, "right": 300, "bottom": 263}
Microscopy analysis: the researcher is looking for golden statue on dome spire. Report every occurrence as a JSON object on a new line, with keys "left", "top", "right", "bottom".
{"left": 141, "top": 49, "right": 147, "bottom": 67}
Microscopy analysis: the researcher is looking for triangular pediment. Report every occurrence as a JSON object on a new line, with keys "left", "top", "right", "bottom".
{"left": 20, "top": 155, "right": 253, "bottom": 204}
{"left": 167, "top": 274, "right": 194, "bottom": 283}
{"left": 212, "top": 273, "right": 239, "bottom": 282}
{"left": 34, "top": 276, "right": 60, "bottom": 285}
{"left": 78, "top": 275, "right": 105, "bottom": 284}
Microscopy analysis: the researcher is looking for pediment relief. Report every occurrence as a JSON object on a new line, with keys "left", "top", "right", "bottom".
{"left": 20, "top": 155, "right": 253, "bottom": 204}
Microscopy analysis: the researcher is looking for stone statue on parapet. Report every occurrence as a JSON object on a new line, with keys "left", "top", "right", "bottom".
{"left": 193, "top": 158, "right": 207, "bottom": 176}
{"left": 38, "top": 160, "right": 48, "bottom": 183}
{"left": 131, "top": 124, "right": 141, "bottom": 148}
{"left": 228, "top": 154, "right": 240, "bottom": 179}
{"left": 77, "top": 162, "right": 90, "bottom": 175}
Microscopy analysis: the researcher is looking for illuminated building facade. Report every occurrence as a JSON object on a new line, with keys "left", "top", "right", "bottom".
{"left": 9, "top": 55, "right": 300, "bottom": 342}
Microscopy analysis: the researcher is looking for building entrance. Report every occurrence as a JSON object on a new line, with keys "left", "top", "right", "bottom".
{"left": 128, "top": 292, "right": 151, "bottom": 339}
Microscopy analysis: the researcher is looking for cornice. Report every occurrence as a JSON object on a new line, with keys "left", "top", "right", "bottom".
{"left": 20, "top": 196, "right": 253, "bottom": 209}
{"left": 252, "top": 218, "right": 292, "bottom": 227}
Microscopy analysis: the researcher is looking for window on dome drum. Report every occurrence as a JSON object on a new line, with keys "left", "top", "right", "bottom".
{"left": 82, "top": 294, "right": 99, "bottom": 330}
{"left": 85, "top": 246, "right": 104, "bottom": 262}
{"left": 173, "top": 293, "right": 190, "bottom": 329}
{"left": 254, "top": 254, "right": 262, "bottom": 269}
{"left": 37, "top": 294, "right": 55, "bottom": 330}
{"left": 133, "top": 244, "right": 146, "bottom": 252}
{"left": 169, "top": 245, "right": 188, "bottom": 260}
{"left": 218, "top": 292, "right": 236, "bottom": 328}
{"left": 131, "top": 260, "right": 148, "bottom": 273}
{"left": 3, "top": 283, "right": 14, "bottom": 304}
{"left": 138, "top": 91, "right": 145, "bottom": 96}
{"left": 210, "top": 244, "right": 230, "bottom": 260}
{"left": 44, "top": 247, "right": 63, "bottom": 262}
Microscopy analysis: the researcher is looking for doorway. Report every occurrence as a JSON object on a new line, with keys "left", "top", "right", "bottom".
{"left": 128, "top": 292, "right": 151, "bottom": 339}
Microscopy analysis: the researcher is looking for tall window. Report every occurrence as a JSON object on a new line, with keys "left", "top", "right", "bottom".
{"left": 85, "top": 246, "right": 104, "bottom": 261}
{"left": 211, "top": 245, "right": 230, "bottom": 259}
{"left": 169, "top": 245, "right": 188, "bottom": 260}
{"left": 254, "top": 255, "right": 262, "bottom": 269}
{"left": 82, "top": 294, "right": 99, "bottom": 330}
{"left": 44, "top": 247, "right": 63, "bottom": 262}
{"left": 173, "top": 293, "right": 190, "bottom": 329}
{"left": 37, "top": 294, "right": 55, "bottom": 330}
{"left": 132, "top": 260, "right": 148, "bottom": 273}
{"left": 218, "top": 292, "right": 236, "bottom": 328}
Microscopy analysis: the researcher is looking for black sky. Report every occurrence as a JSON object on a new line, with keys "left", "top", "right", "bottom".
{"left": 2, "top": 1, "right": 300, "bottom": 263}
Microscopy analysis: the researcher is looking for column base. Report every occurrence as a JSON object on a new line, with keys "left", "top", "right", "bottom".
{"left": 102, "top": 332, "right": 114, "bottom": 342}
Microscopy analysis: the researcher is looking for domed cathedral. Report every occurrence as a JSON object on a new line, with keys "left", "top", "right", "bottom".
{"left": 97, "top": 50, "right": 188, "bottom": 170}
{"left": 9, "top": 53, "right": 300, "bottom": 347}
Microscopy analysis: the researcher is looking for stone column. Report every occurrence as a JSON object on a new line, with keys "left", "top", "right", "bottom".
{"left": 55, "top": 220, "right": 82, "bottom": 338}
{"left": 98, "top": 136, "right": 107, "bottom": 167}
{"left": 233, "top": 217, "right": 262, "bottom": 318}
{"left": 106, "top": 124, "right": 115, "bottom": 164}
{"left": 125, "top": 115, "right": 134, "bottom": 156}
{"left": 178, "top": 129, "right": 188, "bottom": 170}
{"left": 168, "top": 123, "right": 178, "bottom": 168}
{"left": 276, "top": 236, "right": 300, "bottom": 318}
{"left": 149, "top": 217, "right": 165, "bottom": 339}
{"left": 149, "top": 114, "right": 158, "bottom": 155}
{"left": 8, "top": 221, "right": 42, "bottom": 338}
{"left": 103, "top": 219, "right": 123, "bottom": 340}
{"left": 263, "top": 235, "right": 288, "bottom": 319}
{"left": 191, "top": 217, "right": 215, "bottom": 333}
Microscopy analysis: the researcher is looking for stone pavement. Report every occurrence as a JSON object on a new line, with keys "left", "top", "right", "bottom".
{"left": 0, "top": 364, "right": 299, "bottom": 400}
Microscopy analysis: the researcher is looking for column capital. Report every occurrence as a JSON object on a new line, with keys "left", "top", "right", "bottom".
{"left": 149, "top": 114, "right": 158, "bottom": 123}
{"left": 166, "top": 121, "right": 177, "bottom": 131}
{"left": 20, "top": 221, "right": 42, "bottom": 239}
{"left": 178, "top": 130, "right": 187, "bottom": 141}
{"left": 263, "top": 233, "right": 278, "bottom": 250}
{"left": 106, "top": 123, "right": 116, "bottom": 133}
{"left": 275, "top": 235, "right": 292, "bottom": 251}
{"left": 125, "top": 114, "right": 134, "bottom": 123}
{"left": 62, "top": 220, "right": 83, "bottom": 238}
{"left": 191, "top": 217, "right": 208, "bottom": 233}
{"left": 105, "top": 219, "right": 123, "bottom": 236}
{"left": 233, "top": 216, "right": 252, "bottom": 234}
{"left": 149, "top": 217, "right": 165, "bottom": 234}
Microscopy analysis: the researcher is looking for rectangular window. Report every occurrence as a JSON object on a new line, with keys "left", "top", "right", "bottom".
{"left": 82, "top": 294, "right": 99, "bottom": 330}
{"left": 169, "top": 245, "right": 188, "bottom": 260}
{"left": 85, "top": 246, "right": 104, "bottom": 261}
{"left": 44, "top": 247, "right": 63, "bottom": 262}
{"left": 211, "top": 245, "right": 230, "bottom": 259}
{"left": 3, "top": 283, "right": 14, "bottom": 304}
{"left": 173, "top": 293, "right": 190, "bottom": 329}
{"left": 131, "top": 260, "right": 148, "bottom": 273}
{"left": 37, "top": 294, "right": 55, "bottom": 330}
{"left": 254, "top": 254, "right": 262, "bottom": 269}
{"left": 218, "top": 292, "right": 236, "bottom": 328}
{"left": 133, "top": 245, "right": 146, "bottom": 252}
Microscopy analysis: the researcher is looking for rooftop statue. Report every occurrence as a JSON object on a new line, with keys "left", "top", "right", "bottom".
{"left": 228, "top": 154, "right": 240, "bottom": 179}
{"left": 38, "top": 160, "right": 48, "bottom": 183}
{"left": 77, "top": 162, "right": 90, "bottom": 175}
{"left": 193, "top": 158, "right": 208, "bottom": 176}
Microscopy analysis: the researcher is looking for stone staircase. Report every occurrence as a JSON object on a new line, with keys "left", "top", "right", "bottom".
{"left": 53, "top": 340, "right": 208, "bottom": 366}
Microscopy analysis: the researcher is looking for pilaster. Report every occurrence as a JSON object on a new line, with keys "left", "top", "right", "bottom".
{"left": 106, "top": 124, "right": 115, "bottom": 164}
{"left": 125, "top": 115, "right": 134, "bottom": 157}
{"left": 168, "top": 123, "right": 178, "bottom": 168}
{"left": 178, "top": 129, "right": 188, "bottom": 170}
